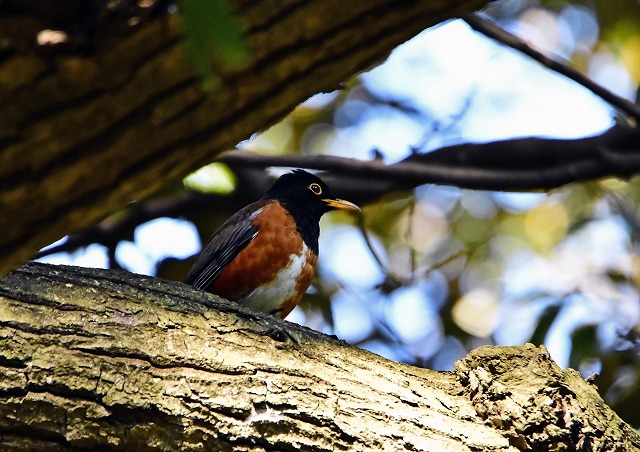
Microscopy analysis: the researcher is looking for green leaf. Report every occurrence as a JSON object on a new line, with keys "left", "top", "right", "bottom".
{"left": 179, "top": 0, "right": 249, "bottom": 88}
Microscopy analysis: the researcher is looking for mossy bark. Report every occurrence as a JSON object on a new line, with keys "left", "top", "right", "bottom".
{"left": 0, "top": 263, "right": 637, "bottom": 451}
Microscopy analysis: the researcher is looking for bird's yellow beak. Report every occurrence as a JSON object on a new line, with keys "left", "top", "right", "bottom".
{"left": 323, "top": 198, "right": 360, "bottom": 212}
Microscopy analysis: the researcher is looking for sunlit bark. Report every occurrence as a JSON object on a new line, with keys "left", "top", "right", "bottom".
{"left": 0, "top": 263, "right": 637, "bottom": 450}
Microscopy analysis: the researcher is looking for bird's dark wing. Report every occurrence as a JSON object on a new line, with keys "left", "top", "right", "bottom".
{"left": 184, "top": 200, "right": 269, "bottom": 290}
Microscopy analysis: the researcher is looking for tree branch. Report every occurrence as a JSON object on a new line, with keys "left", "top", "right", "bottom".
{"left": 462, "top": 13, "right": 640, "bottom": 124}
{"left": 42, "top": 125, "right": 640, "bottom": 260}
{"left": 0, "top": 262, "right": 637, "bottom": 450}
{"left": 32, "top": 191, "right": 253, "bottom": 260}
{"left": 218, "top": 124, "right": 640, "bottom": 193}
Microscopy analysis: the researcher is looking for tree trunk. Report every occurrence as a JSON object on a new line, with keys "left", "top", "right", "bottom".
{"left": 0, "top": 0, "right": 489, "bottom": 276}
{"left": 0, "top": 262, "right": 637, "bottom": 451}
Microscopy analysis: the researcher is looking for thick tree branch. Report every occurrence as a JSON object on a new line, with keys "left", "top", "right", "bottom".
{"left": 0, "top": 262, "right": 637, "bottom": 450}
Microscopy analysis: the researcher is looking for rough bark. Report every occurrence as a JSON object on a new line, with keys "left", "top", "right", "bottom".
{"left": 0, "top": 0, "right": 489, "bottom": 276}
{"left": 0, "top": 262, "right": 637, "bottom": 451}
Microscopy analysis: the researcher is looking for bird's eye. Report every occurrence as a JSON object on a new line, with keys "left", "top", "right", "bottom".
{"left": 308, "top": 183, "right": 322, "bottom": 195}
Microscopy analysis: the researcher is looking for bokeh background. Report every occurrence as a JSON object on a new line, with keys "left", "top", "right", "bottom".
{"left": 37, "top": 0, "right": 640, "bottom": 426}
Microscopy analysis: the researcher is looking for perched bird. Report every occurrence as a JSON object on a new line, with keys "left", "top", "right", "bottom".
{"left": 185, "top": 169, "right": 360, "bottom": 319}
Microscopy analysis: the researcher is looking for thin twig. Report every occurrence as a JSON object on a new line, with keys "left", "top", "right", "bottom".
{"left": 423, "top": 249, "right": 467, "bottom": 277}
{"left": 33, "top": 191, "right": 252, "bottom": 259}
{"left": 356, "top": 213, "right": 388, "bottom": 275}
{"left": 406, "top": 197, "right": 418, "bottom": 283}
{"left": 607, "top": 192, "right": 640, "bottom": 250}
{"left": 336, "top": 280, "right": 422, "bottom": 365}
{"left": 462, "top": 13, "right": 640, "bottom": 124}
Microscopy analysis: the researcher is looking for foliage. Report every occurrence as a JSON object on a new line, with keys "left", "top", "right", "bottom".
{"left": 179, "top": 0, "right": 248, "bottom": 88}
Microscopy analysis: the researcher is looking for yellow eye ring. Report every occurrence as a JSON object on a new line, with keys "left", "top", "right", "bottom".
{"left": 308, "top": 183, "right": 322, "bottom": 195}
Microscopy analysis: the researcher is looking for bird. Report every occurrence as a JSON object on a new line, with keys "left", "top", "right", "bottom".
{"left": 185, "top": 169, "right": 360, "bottom": 319}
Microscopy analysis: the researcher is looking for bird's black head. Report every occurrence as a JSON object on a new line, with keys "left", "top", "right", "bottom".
{"left": 265, "top": 169, "right": 360, "bottom": 253}
{"left": 266, "top": 169, "right": 359, "bottom": 219}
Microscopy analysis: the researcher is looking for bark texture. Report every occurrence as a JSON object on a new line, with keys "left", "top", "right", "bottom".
{"left": 0, "top": 0, "right": 489, "bottom": 276}
{"left": 0, "top": 262, "right": 637, "bottom": 451}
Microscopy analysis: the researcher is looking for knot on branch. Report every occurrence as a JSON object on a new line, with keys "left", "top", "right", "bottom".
{"left": 455, "top": 344, "right": 614, "bottom": 451}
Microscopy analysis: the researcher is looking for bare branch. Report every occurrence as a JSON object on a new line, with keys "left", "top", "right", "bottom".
{"left": 219, "top": 125, "right": 640, "bottom": 193}
{"left": 462, "top": 13, "right": 640, "bottom": 124}
{"left": 33, "top": 191, "right": 252, "bottom": 259}
{"left": 355, "top": 213, "right": 394, "bottom": 280}
{"left": 47, "top": 125, "right": 640, "bottom": 259}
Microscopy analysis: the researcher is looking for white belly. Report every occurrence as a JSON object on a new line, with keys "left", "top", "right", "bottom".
{"left": 240, "top": 243, "right": 309, "bottom": 315}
